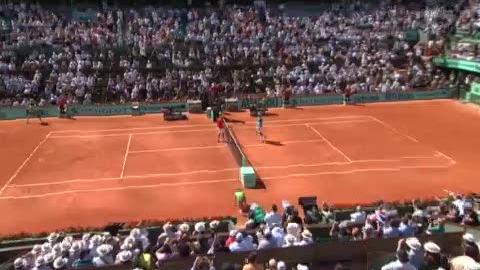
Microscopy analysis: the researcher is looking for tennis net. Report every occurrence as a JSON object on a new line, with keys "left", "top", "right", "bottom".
{"left": 224, "top": 121, "right": 251, "bottom": 167}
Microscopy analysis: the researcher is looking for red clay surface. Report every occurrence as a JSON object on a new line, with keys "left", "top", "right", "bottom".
{"left": 0, "top": 99, "right": 479, "bottom": 236}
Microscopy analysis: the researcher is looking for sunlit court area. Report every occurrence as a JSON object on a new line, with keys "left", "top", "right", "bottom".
{"left": 3, "top": 0, "right": 480, "bottom": 269}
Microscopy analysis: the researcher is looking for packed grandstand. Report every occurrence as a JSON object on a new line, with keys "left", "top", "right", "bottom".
{"left": 2, "top": 0, "right": 480, "bottom": 269}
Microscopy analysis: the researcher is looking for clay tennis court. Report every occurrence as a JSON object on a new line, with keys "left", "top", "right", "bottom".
{"left": 0, "top": 99, "right": 479, "bottom": 236}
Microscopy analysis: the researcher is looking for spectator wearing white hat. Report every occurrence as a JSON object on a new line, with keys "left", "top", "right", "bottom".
{"left": 297, "top": 263, "right": 309, "bottom": 270}
{"left": 92, "top": 244, "right": 114, "bottom": 267}
{"left": 424, "top": 241, "right": 448, "bottom": 270}
{"left": 13, "top": 258, "right": 28, "bottom": 270}
{"left": 33, "top": 256, "right": 49, "bottom": 270}
{"left": 298, "top": 230, "right": 314, "bottom": 246}
{"left": 398, "top": 238, "right": 425, "bottom": 269}
{"left": 53, "top": 257, "right": 68, "bottom": 270}
{"left": 43, "top": 253, "right": 55, "bottom": 270}
{"left": 130, "top": 228, "right": 150, "bottom": 250}
{"left": 462, "top": 233, "right": 480, "bottom": 262}
{"left": 271, "top": 224, "right": 285, "bottom": 248}
{"left": 115, "top": 250, "right": 134, "bottom": 265}
{"left": 157, "top": 222, "right": 176, "bottom": 246}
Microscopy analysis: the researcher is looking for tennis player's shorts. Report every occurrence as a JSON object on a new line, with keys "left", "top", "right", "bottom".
{"left": 256, "top": 126, "right": 263, "bottom": 133}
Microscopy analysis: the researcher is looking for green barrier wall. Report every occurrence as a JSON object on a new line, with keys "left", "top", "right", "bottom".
{"left": 0, "top": 89, "right": 455, "bottom": 120}
{"left": 352, "top": 88, "right": 455, "bottom": 104}
{"left": 433, "top": 57, "right": 480, "bottom": 73}
{"left": 0, "top": 103, "right": 187, "bottom": 120}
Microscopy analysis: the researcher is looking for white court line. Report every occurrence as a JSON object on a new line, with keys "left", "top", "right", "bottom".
{"left": 5, "top": 152, "right": 446, "bottom": 189}
{"left": 0, "top": 132, "right": 52, "bottom": 195}
{"left": 51, "top": 123, "right": 215, "bottom": 134}
{"left": 129, "top": 144, "right": 226, "bottom": 154}
{"left": 244, "top": 139, "right": 325, "bottom": 148}
{"left": 244, "top": 115, "right": 370, "bottom": 125}
{"left": 238, "top": 119, "right": 372, "bottom": 129}
{"left": 0, "top": 178, "right": 238, "bottom": 200}
{"left": 305, "top": 123, "right": 352, "bottom": 162}
{"left": 254, "top": 156, "right": 444, "bottom": 170}
{"left": 49, "top": 128, "right": 217, "bottom": 139}
{"left": 7, "top": 168, "right": 239, "bottom": 188}
{"left": 435, "top": 150, "right": 457, "bottom": 165}
{"left": 120, "top": 134, "right": 132, "bottom": 178}
{"left": 0, "top": 163, "right": 453, "bottom": 200}
{"left": 261, "top": 165, "right": 452, "bottom": 181}
{"left": 366, "top": 116, "right": 419, "bottom": 143}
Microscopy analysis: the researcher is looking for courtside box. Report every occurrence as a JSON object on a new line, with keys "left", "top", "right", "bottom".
{"left": 187, "top": 99, "right": 203, "bottom": 113}
{"left": 240, "top": 166, "right": 256, "bottom": 188}
{"left": 225, "top": 98, "right": 241, "bottom": 112}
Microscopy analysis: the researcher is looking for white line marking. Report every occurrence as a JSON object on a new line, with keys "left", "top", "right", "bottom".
{"left": 49, "top": 128, "right": 217, "bottom": 139}
{"left": 51, "top": 123, "right": 215, "bottom": 134}
{"left": 8, "top": 168, "right": 239, "bottom": 187}
{"left": 254, "top": 156, "right": 445, "bottom": 170}
{"left": 0, "top": 178, "right": 238, "bottom": 200}
{"left": 120, "top": 134, "right": 132, "bottom": 178}
{"left": 129, "top": 144, "right": 226, "bottom": 154}
{"left": 261, "top": 165, "right": 452, "bottom": 180}
{"left": 0, "top": 132, "right": 52, "bottom": 195}
{"left": 239, "top": 119, "right": 372, "bottom": 129}
{"left": 435, "top": 150, "right": 457, "bottom": 165}
{"left": 366, "top": 116, "right": 419, "bottom": 143}
{"left": 244, "top": 139, "right": 325, "bottom": 148}
{"left": 244, "top": 115, "right": 370, "bottom": 125}
{"left": 306, "top": 124, "right": 352, "bottom": 162}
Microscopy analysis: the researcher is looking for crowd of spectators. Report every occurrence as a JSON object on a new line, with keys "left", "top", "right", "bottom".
{"left": 8, "top": 192, "right": 480, "bottom": 270}
{"left": 0, "top": 0, "right": 464, "bottom": 107}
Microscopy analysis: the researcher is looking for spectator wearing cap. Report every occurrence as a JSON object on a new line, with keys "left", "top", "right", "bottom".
{"left": 397, "top": 238, "right": 425, "bottom": 269}
{"left": 450, "top": 255, "right": 480, "bottom": 270}
{"left": 53, "top": 257, "right": 68, "bottom": 270}
{"left": 115, "top": 250, "right": 134, "bottom": 265}
{"left": 130, "top": 228, "right": 150, "bottom": 250}
{"left": 13, "top": 258, "right": 28, "bottom": 270}
{"left": 33, "top": 256, "right": 49, "bottom": 270}
{"left": 157, "top": 223, "right": 176, "bottom": 246}
{"left": 68, "top": 241, "right": 82, "bottom": 265}
{"left": 271, "top": 225, "right": 285, "bottom": 248}
{"left": 43, "top": 253, "right": 55, "bottom": 270}
{"left": 92, "top": 244, "right": 114, "bottom": 267}
{"left": 424, "top": 241, "right": 448, "bottom": 270}
{"left": 381, "top": 249, "right": 416, "bottom": 270}
{"left": 88, "top": 235, "right": 103, "bottom": 258}
{"left": 462, "top": 233, "right": 480, "bottom": 262}
{"left": 298, "top": 230, "right": 314, "bottom": 246}
{"left": 264, "top": 205, "right": 282, "bottom": 229}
